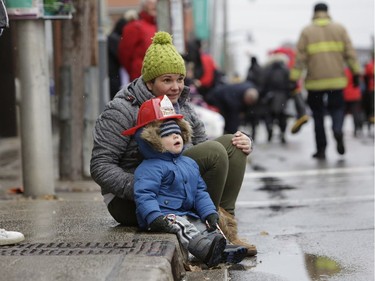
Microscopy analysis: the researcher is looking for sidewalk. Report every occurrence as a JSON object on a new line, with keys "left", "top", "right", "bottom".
{"left": 0, "top": 137, "right": 229, "bottom": 280}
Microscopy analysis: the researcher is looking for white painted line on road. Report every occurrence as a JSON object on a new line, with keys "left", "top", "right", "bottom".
{"left": 244, "top": 166, "right": 375, "bottom": 179}
{"left": 236, "top": 194, "right": 374, "bottom": 208}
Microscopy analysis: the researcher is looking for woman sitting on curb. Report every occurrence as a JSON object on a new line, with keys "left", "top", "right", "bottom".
{"left": 90, "top": 31, "right": 257, "bottom": 256}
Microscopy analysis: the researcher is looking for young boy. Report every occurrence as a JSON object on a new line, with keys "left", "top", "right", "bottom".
{"left": 122, "top": 95, "right": 247, "bottom": 268}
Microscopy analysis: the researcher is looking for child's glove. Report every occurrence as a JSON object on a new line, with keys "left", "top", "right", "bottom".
{"left": 148, "top": 216, "right": 178, "bottom": 233}
{"left": 205, "top": 213, "right": 219, "bottom": 232}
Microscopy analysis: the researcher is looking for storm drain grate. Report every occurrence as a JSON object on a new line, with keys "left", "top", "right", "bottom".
{"left": 0, "top": 240, "right": 172, "bottom": 256}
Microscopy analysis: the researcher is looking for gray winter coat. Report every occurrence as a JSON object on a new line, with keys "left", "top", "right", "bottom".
{"left": 90, "top": 77, "right": 207, "bottom": 202}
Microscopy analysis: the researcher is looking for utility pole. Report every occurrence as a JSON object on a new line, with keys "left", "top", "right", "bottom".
{"left": 157, "top": 0, "right": 171, "bottom": 32}
{"left": 97, "top": 0, "right": 109, "bottom": 112}
{"left": 222, "top": 0, "right": 228, "bottom": 74}
{"left": 59, "top": 0, "right": 98, "bottom": 180}
{"left": 157, "top": 0, "right": 185, "bottom": 54}
{"left": 16, "top": 19, "right": 55, "bottom": 197}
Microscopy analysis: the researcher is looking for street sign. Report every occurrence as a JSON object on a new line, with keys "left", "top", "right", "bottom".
{"left": 6, "top": 0, "right": 40, "bottom": 19}
{"left": 192, "top": 0, "right": 209, "bottom": 40}
{"left": 6, "top": 0, "right": 73, "bottom": 19}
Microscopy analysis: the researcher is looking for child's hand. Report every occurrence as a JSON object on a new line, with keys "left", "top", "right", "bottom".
{"left": 205, "top": 213, "right": 219, "bottom": 232}
{"left": 148, "top": 216, "right": 178, "bottom": 233}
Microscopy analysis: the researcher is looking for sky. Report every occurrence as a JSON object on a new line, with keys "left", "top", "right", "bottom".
{"left": 226, "top": 0, "right": 374, "bottom": 78}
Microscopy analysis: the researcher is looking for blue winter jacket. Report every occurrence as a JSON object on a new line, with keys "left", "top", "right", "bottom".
{"left": 133, "top": 129, "right": 217, "bottom": 230}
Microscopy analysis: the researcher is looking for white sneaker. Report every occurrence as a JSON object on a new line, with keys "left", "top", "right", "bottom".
{"left": 0, "top": 229, "right": 25, "bottom": 245}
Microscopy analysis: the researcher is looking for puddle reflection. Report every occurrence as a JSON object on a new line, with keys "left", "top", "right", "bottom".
{"left": 238, "top": 242, "right": 342, "bottom": 281}
{"left": 305, "top": 254, "right": 342, "bottom": 280}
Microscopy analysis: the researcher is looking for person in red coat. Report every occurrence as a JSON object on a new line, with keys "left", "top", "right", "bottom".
{"left": 363, "top": 55, "right": 374, "bottom": 126}
{"left": 343, "top": 67, "right": 363, "bottom": 137}
{"left": 194, "top": 53, "right": 217, "bottom": 91}
{"left": 184, "top": 39, "right": 224, "bottom": 100}
{"left": 118, "top": 0, "right": 157, "bottom": 81}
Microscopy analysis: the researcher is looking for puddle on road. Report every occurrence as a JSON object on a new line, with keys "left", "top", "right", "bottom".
{"left": 257, "top": 177, "right": 296, "bottom": 192}
{"left": 304, "top": 254, "right": 342, "bottom": 280}
{"left": 232, "top": 242, "right": 343, "bottom": 281}
{"left": 256, "top": 177, "right": 300, "bottom": 207}
{"left": 238, "top": 178, "right": 344, "bottom": 279}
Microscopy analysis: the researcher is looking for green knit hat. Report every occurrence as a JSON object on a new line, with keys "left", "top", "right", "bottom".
{"left": 142, "top": 31, "right": 186, "bottom": 82}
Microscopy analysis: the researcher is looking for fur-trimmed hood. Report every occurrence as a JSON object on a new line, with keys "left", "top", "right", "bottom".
{"left": 135, "top": 118, "right": 192, "bottom": 159}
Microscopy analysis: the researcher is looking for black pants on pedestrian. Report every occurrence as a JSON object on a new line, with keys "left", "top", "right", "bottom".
{"left": 345, "top": 100, "right": 363, "bottom": 136}
{"left": 307, "top": 89, "right": 345, "bottom": 153}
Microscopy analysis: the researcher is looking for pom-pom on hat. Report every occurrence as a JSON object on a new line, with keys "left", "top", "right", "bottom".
{"left": 122, "top": 95, "right": 183, "bottom": 136}
{"left": 141, "top": 31, "right": 186, "bottom": 82}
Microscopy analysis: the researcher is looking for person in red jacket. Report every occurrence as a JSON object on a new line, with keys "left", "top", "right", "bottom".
{"left": 363, "top": 55, "right": 374, "bottom": 126}
{"left": 118, "top": 0, "right": 157, "bottom": 81}
{"left": 184, "top": 39, "right": 224, "bottom": 100}
{"left": 193, "top": 52, "right": 217, "bottom": 92}
{"left": 343, "top": 67, "right": 363, "bottom": 137}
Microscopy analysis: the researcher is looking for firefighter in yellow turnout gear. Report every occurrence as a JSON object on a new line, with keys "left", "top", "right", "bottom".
{"left": 290, "top": 2, "right": 360, "bottom": 160}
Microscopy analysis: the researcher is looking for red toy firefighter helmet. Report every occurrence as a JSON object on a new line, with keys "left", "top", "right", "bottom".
{"left": 122, "top": 95, "right": 183, "bottom": 136}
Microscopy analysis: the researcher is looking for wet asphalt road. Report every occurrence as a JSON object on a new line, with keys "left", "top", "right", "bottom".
{"left": 230, "top": 118, "right": 374, "bottom": 281}
{"left": 0, "top": 115, "right": 373, "bottom": 280}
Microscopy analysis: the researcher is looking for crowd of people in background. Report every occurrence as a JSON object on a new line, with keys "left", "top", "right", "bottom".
{"left": 108, "top": 0, "right": 374, "bottom": 152}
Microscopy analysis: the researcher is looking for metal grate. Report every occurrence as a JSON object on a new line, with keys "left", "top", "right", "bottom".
{"left": 0, "top": 240, "right": 172, "bottom": 256}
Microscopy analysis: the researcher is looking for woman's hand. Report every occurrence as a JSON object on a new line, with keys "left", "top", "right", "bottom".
{"left": 231, "top": 131, "right": 254, "bottom": 155}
